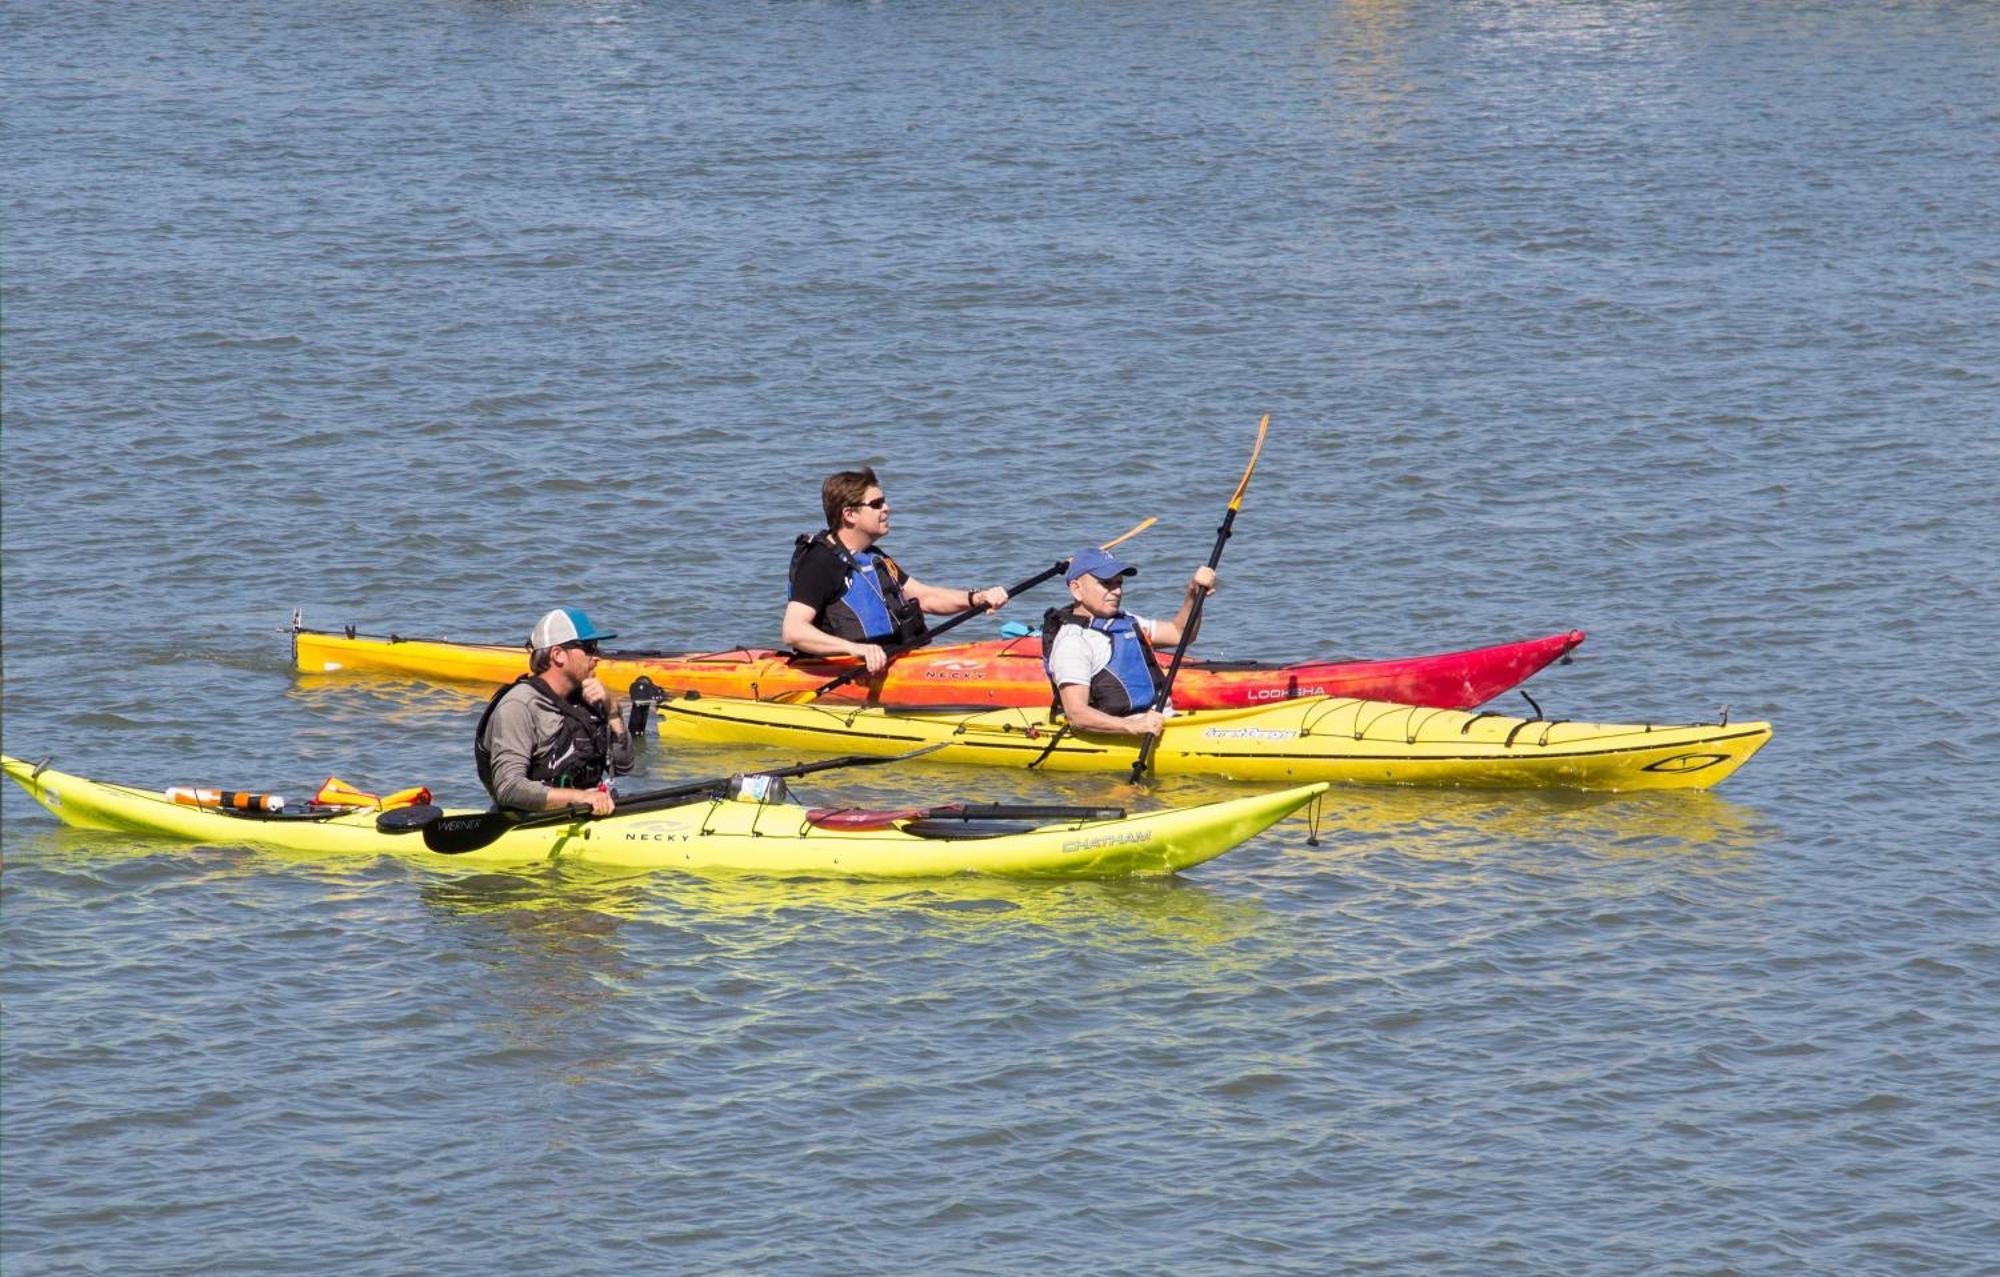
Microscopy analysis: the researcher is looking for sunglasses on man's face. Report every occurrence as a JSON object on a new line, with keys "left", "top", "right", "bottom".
{"left": 850, "top": 496, "right": 889, "bottom": 510}
{"left": 563, "top": 640, "right": 600, "bottom": 656}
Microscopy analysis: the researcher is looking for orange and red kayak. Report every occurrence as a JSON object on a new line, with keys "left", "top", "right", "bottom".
{"left": 292, "top": 620, "right": 1583, "bottom": 710}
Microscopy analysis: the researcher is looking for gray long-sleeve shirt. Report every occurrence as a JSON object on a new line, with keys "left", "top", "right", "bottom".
{"left": 479, "top": 682, "right": 635, "bottom": 812}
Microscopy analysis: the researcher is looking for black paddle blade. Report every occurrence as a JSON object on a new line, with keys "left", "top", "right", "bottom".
{"left": 376, "top": 803, "right": 442, "bottom": 834}
{"left": 421, "top": 810, "right": 517, "bottom": 854}
{"left": 421, "top": 803, "right": 596, "bottom": 855}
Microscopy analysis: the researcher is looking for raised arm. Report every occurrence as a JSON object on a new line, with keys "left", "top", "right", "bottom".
{"left": 1146, "top": 566, "right": 1218, "bottom": 649}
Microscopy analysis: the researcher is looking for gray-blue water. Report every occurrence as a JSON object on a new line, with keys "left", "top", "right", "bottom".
{"left": 4, "top": 2, "right": 1997, "bottom": 1272}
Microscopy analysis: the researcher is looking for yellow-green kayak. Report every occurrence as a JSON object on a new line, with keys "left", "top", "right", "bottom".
{"left": 1, "top": 755, "right": 1325, "bottom": 880}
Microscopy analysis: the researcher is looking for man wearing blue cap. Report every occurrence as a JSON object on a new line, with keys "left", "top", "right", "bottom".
{"left": 1042, "top": 549, "right": 1217, "bottom": 736}
{"left": 474, "top": 607, "right": 635, "bottom": 815}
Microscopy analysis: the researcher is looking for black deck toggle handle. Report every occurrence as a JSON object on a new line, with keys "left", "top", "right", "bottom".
{"left": 627, "top": 676, "right": 666, "bottom": 737}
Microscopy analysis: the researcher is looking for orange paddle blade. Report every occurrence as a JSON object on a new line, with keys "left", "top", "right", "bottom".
{"left": 1228, "top": 414, "right": 1269, "bottom": 511}
{"left": 1099, "top": 516, "right": 1156, "bottom": 551}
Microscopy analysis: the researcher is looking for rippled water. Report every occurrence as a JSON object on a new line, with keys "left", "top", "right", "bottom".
{"left": 5, "top": 2, "right": 1997, "bottom": 1272}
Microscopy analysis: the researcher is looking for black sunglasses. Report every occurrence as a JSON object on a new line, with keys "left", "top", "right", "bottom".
{"left": 850, "top": 496, "right": 888, "bottom": 510}
{"left": 562, "top": 639, "right": 600, "bottom": 656}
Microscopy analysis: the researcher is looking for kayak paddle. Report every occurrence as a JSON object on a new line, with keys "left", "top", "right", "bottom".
{"left": 1129, "top": 414, "right": 1268, "bottom": 781}
{"left": 804, "top": 801, "right": 1129, "bottom": 831}
{"left": 780, "top": 515, "right": 1157, "bottom": 705}
{"left": 420, "top": 742, "right": 947, "bottom": 854}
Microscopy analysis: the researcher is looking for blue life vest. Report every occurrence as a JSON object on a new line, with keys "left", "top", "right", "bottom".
{"left": 1041, "top": 607, "right": 1168, "bottom": 717}
{"left": 790, "top": 533, "right": 927, "bottom": 645}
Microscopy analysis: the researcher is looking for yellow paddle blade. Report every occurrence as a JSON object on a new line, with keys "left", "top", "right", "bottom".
{"left": 1228, "top": 414, "right": 1269, "bottom": 511}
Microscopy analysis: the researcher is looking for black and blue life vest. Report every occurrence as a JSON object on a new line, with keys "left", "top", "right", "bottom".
{"left": 474, "top": 675, "right": 614, "bottom": 804}
{"left": 789, "top": 533, "right": 928, "bottom": 646}
{"left": 1041, "top": 607, "right": 1169, "bottom": 717}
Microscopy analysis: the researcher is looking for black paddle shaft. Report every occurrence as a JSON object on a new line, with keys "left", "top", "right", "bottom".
{"left": 1126, "top": 518, "right": 1232, "bottom": 781}
{"left": 803, "top": 561, "right": 1065, "bottom": 702}
{"left": 1145, "top": 506, "right": 1237, "bottom": 716}
{"left": 799, "top": 516, "right": 1157, "bottom": 705}
{"left": 422, "top": 743, "right": 947, "bottom": 854}
{"left": 1130, "top": 413, "right": 1268, "bottom": 781}
{"left": 603, "top": 744, "right": 944, "bottom": 818}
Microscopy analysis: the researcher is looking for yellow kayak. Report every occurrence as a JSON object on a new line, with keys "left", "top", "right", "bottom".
{"left": 1, "top": 755, "right": 1325, "bottom": 880}
{"left": 643, "top": 693, "right": 1771, "bottom": 790}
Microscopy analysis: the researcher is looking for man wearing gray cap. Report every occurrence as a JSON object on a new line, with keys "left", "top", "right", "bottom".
{"left": 1041, "top": 548, "right": 1217, "bottom": 737}
{"left": 474, "top": 607, "right": 635, "bottom": 815}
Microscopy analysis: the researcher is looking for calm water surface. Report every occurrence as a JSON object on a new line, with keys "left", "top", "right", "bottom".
{"left": 4, "top": 2, "right": 1996, "bottom": 1273}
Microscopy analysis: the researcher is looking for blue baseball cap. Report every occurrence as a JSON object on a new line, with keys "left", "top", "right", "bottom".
{"left": 1065, "top": 546, "right": 1138, "bottom": 583}
{"left": 529, "top": 607, "right": 617, "bottom": 651}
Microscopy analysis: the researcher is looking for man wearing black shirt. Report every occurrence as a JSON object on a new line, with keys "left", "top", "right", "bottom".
{"left": 782, "top": 467, "right": 1009, "bottom": 674}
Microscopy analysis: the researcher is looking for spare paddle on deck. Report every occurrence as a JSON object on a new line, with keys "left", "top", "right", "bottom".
{"left": 804, "top": 801, "right": 1128, "bottom": 831}
{"left": 421, "top": 743, "right": 948, "bottom": 855}
{"left": 780, "top": 516, "right": 1158, "bottom": 705}
{"left": 1130, "top": 414, "right": 1268, "bottom": 782}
